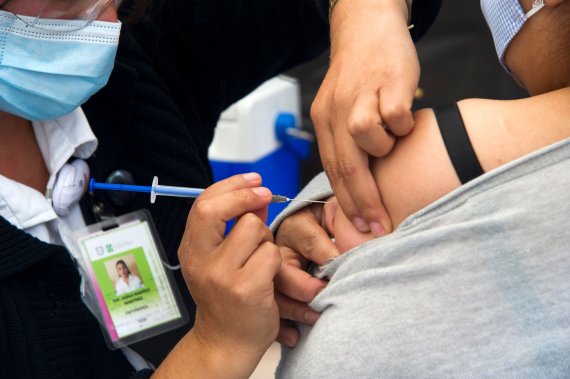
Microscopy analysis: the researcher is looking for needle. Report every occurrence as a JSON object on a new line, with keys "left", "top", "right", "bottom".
{"left": 271, "top": 195, "right": 331, "bottom": 204}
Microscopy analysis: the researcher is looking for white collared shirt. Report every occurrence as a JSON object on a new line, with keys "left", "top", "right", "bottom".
{"left": 116, "top": 274, "right": 145, "bottom": 296}
{"left": 0, "top": 108, "right": 98, "bottom": 245}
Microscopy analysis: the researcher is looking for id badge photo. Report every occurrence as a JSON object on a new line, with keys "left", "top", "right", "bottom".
{"left": 73, "top": 210, "right": 188, "bottom": 349}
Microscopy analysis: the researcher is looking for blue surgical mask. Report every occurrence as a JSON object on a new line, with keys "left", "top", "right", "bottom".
{"left": 481, "top": 0, "right": 545, "bottom": 71}
{"left": 0, "top": 11, "right": 121, "bottom": 121}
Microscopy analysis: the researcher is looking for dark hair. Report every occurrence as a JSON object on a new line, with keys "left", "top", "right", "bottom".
{"left": 116, "top": 260, "right": 131, "bottom": 276}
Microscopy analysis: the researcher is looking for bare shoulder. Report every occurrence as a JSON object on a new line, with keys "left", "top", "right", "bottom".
{"left": 457, "top": 91, "right": 570, "bottom": 171}
{"left": 409, "top": 88, "right": 570, "bottom": 169}
{"left": 375, "top": 90, "right": 570, "bottom": 229}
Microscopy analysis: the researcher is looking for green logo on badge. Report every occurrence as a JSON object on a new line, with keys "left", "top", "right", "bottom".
{"left": 105, "top": 243, "right": 114, "bottom": 253}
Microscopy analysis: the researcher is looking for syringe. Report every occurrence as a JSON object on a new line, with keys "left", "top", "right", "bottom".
{"left": 89, "top": 177, "right": 330, "bottom": 204}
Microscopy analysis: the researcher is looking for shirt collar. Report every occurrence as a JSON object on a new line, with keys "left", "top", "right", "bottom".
{"left": 33, "top": 108, "right": 98, "bottom": 190}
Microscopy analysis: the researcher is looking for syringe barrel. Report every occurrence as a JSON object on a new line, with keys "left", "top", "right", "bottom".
{"left": 153, "top": 184, "right": 204, "bottom": 198}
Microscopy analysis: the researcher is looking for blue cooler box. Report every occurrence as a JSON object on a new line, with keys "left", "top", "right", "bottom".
{"left": 209, "top": 76, "right": 313, "bottom": 226}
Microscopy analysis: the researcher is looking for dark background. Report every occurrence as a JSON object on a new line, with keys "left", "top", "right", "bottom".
{"left": 286, "top": 0, "right": 527, "bottom": 187}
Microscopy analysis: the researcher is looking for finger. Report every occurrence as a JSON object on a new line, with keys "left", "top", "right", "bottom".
{"left": 378, "top": 74, "right": 416, "bottom": 138}
{"left": 275, "top": 291, "right": 320, "bottom": 325}
{"left": 314, "top": 95, "right": 359, "bottom": 223}
{"left": 198, "top": 172, "right": 263, "bottom": 201}
{"left": 348, "top": 90, "right": 396, "bottom": 157}
{"left": 331, "top": 126, "right": 391, "bottom": 235}
{"left": 222, "top": 213, "right": 274, "bottom": 269}
{"left": 275, "top": 207, "right": 340, "bottom": 264}
{"left": 312, "top": 79, "right": 376, "bottom": 235}
{"left": 240, "top": 241, "right": 282, "bottom": 286}
{"left": 276, "top": 320, "right": 300, "bottom": 348}
{"left": 310, "top": 88, "right": 336, "bottom": 181}
{"left": 186, "top": 187, "right": 272, "bottom": 253}
{"left": 274, "top": 253, "right": 327, "bottom": 302}
{"left": 322, "top": 200, "right": 338, "bottom": 235}
{"left": 250, "top": 205, "right": 269, "bottom": 225}
{"left": 310, "top": 86, "right": 353, "bottom": 225}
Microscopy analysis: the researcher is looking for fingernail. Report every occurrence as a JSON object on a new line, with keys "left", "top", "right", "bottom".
{"left": 303, "top": 310, "right": 321, "bottom": 324}
{"left": 352, "top": 217, "right": 370, "bottom": 233}
{"left": 369, "top": 222, "right": 385, "bottom": 237}
{"left": 242, "top": 172, "right": 260, "bottom": 182}
{"left": 242, "top": 172, "right": 261, "bottom": 182}
{"left": 252, "top": 187, "right": 271, "bottom": 198}
{"left": 284, "top": 336, "right": 297, "bottom": 348}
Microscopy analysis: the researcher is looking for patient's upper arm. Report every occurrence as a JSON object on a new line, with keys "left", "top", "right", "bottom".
{"left": 372, "top": 96, "right": 570, "bottom": 229}
{"left": 371, "top": 108, "right": 459, "bottom": 229}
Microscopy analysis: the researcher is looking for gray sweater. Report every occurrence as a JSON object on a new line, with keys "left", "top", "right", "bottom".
{"left": 272, "top": 138, "right": 570, "bottom": 378}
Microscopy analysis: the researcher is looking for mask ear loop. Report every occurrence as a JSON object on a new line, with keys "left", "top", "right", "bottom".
{"left": 526, "top": 0, "right": 545, "bottom": 18}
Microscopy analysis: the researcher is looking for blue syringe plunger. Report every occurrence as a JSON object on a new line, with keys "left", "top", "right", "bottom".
{"left": 90, "top": 176, "right": 205, "bottom": 204}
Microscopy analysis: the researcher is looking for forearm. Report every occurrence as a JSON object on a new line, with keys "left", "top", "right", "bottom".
{"left": 152, "top": 328, "right": 263, "bottom": 379}
{"left": 329, "top": 0, "right": 442, "bottom": 42}
{"left": 330, "top": 0, "right": 442, "bottom": 43}
{"left": 330, "top": 0, "right": 410, "bottom": 19}
{"left": 329, "top": 0, "right": 409, "bottom": 56}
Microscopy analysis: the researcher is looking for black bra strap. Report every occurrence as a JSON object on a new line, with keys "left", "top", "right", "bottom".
{"left": 433, "top": 104, "right": 484, "bottom": 184}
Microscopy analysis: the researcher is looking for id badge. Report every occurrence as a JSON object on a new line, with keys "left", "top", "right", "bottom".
{"left": 73, "top": 210, "right": 188, "bottom": 349}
